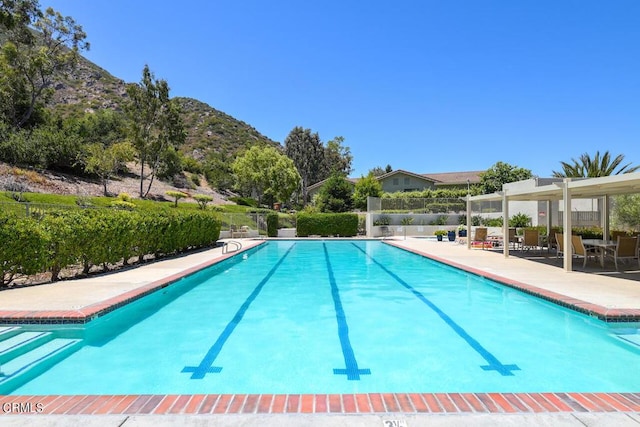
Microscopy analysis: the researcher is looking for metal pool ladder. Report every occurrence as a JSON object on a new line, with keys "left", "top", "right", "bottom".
{"left": 222, "top": 240, "right": 242, "bottom": 254}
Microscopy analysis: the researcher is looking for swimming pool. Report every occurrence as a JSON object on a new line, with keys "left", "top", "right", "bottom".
{"left": 2, "top": 240, "right": 639, "bottom": 395}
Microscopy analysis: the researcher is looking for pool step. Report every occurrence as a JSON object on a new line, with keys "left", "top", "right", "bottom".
{"left": 0, "top": 338, "right": 82, "bottom": 391}
{"left": 0, "top": 326, "right": 23, "bottom": 340}
{"left": 617, "top": 333, "right": 640, "bottom": 348}
{"left": 0, "top": 331, "right": 54, "bottom": 364}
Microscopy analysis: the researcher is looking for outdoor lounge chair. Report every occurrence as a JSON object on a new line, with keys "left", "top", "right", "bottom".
{"left": 606, "top": 236, "right": 640, "bottom": 270}
{"left": 571, "top": 235, "right": 599, "bottom": 268}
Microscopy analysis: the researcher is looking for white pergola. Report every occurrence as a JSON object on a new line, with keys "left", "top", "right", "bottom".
{"left": 466, "top": 173, "right": 640, "bottom": 272}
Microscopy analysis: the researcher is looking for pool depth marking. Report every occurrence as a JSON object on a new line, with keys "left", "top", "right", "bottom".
{"left": 352, "top": 243, "right": 520, "bottom": 376}
{"left": 323, "top": 243, "right": 371, "bottom": 380}
{"left": 182, "top": 243, "right": 297, "bottom": 379}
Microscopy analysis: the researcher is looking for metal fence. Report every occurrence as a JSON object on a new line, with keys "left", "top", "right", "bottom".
{"left": 368, "top": 197, "right": 467, "bottom": 213}
{"left": 558, "top": 211, "right": 601, "bottom": 227}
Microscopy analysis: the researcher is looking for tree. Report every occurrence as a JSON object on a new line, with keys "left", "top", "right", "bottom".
{"left": 203, "top": 151, "right": 234, "bottom": 191}
{"left": 368, "top": 164, "right": 392, "bottom": 176}
{"left": 352, "top": 172, "right": 383, "bottom": 210}
{"left": 166, "top": 190, "right": 187, "bottom": 208}
{"left": 552, "top": 151, "right": 639, "bottom": 178}
{"left": 613, "top": 194, "right": 640, "bottom": 232}
{"left": 1, "top": 1, "right": 40, "bottom": 31}
{"left": 315, "top": 173, "right": 354, "bottom": 213}
{"left": 66, "top": 109, "right": 127, "bottom": 147}
{"left": 322, "top": 136, "right": 353, "bottom": 177}
{"left": 232, "top": 145, "right": 300, "bottom": 207}
{"left": 0, "top": 3, "right": 88, "bottom": 128}
{"left": 480, "top": 161, "right": 532, "bottom": 194}
{"left": 83, "top": 141, "right": 135, "bottom": 196}
{"left": 193, "top": 194, "right": 213, "bottom": 210}
{"left": 124, "top": 65, "right": 186, "bottom": 198}
{"left": 268, "top": 153, "right": 303, "bottom": 205}
{"left": 284, "top": 126, "right": 324, "bottom": 203}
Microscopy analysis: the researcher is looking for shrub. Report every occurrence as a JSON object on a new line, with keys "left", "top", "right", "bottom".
{"left": 166, "top": 190, "right": 188, "bottom": 208}
{"left": 267, "top": 212, "right": 279, "bottom": 237}
{"left": 509, "top": 212, "right": 532, "bottom": 228}
{"left": 76, "top": 195, "right": 93, "bottom": 207}
{"left": 400, "top": 216, "right": 414, "bottom": 225}
{"left": 482, "top": 216, "right": 504, "bottom": 227}
{"left": 373, "top": 215, "right": 390, "bottom": 226}
{"left": 110, "top": 200, "right": 136, "bottom": 210}
{"left": 0, "top": 204, "right": 223, "bottom": 284}
{"left": 296, "top": 213, "right": 358, "bottom": 237}
{"left": 0, "top": 215, "right": 49, "bottom": 287}
{"left": 193, "top": 194, "right": 213, "bottom": 210}
{"left": 229, "top": 196, "right": 258, "bottom": 207}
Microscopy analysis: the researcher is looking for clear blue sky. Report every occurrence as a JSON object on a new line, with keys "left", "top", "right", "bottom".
{"left": 42, "top": 0, "right": 640, "bottom": 178}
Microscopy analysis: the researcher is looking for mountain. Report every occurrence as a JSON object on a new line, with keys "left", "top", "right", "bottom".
{"left": 50, "top": 55, "right": 281, "bottom": 160}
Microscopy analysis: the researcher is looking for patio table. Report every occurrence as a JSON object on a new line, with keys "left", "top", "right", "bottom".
{"left": 582, "top": 239, "right": 616, "bottom": 268}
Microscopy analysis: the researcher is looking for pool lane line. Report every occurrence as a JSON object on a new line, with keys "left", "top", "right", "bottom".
{"left": 351, "top": 243, "right": 520, "bottom": 376}
{"left": 182, "top": 243, "right": 297, "bottom": 379}
{"left": 322, "top": 243, "right": 371, "bottom": 380}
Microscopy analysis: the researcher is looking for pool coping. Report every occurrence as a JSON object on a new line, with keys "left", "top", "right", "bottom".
{"left": 1, "top": 392, "right": 640, "bottom": 416}
{"left": 0, "top": 239, "right": 639, "bottom": 417}
{"left": 383, "top": 240, "right": 640, "bottom": 322}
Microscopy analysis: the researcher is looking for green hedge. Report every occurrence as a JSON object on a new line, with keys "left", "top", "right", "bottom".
{"left": 0, "top": 209, "right": 222, "bottom": 287}
{"left": 296, "top": 213, "right": 358, "bottom": 237}
{"left": 266, "top": 212, "right": 278, "bottom": 237}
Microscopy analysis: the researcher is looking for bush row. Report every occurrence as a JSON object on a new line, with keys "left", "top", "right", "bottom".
{"left": 296, "top": 213, "right": 358, "bottom": 237}
{"left": 0, "top": 209, "right": 221, "bottom": 287}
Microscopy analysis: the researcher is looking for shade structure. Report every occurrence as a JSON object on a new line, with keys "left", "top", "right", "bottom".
{"left": 467, "top": 173, "right": 640, "bottom": 271}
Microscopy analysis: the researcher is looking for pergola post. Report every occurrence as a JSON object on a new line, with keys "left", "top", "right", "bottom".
{"left": 466, "top": 195, "right": 472, "bottom": 249}
{"left": 502, "top": 191, "right": 509, "bottom": 258}
{"left": 602, "top": 195, "right": 610, "bottom": 241}
{"left": 562, "top": 178, "right": 573, "bottom": 272}
{"left": 546, "top": 200, "right": 552, "bottom": 240}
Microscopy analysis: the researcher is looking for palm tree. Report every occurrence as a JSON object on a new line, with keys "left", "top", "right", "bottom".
{"left": 552, "top": 151, "right": 640, "bottom": 178}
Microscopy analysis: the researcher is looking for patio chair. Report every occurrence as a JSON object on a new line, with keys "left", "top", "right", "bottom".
{"left": 606, "top": 236, "right": 639, "bottom": 270}
{"left": 571, "top": 235, "right": 599, "bottom": 268}
{"left": 555, "top": 233, "right": 565, "bottom": 259}
{"left": 522, "top": 229, "right": 540, "bottom": 253}
{"left": 610, "top": 230, "right": 628, "bottom": 241}
{"left": 508, "top": 228, "right": 520, "bottom": 250}
{"left": 545, "top": 229, "right": 558, "bottom": 252}
{"left": 473, "top": 227, "right": 489, "bottom": 249}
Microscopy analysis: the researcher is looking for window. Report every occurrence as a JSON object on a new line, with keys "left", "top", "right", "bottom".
{"left": 393, "top": 178, "right": 399, "bottom": 185}
{"left": 404, "top": 177, "right": 410, "bottom": 185}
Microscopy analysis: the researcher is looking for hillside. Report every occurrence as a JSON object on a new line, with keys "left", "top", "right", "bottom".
{"left": 0, "top": 161, "right": 233, "bottom": 204}
{"left": 49, "top": 55, "right": 280, "bottom": 160}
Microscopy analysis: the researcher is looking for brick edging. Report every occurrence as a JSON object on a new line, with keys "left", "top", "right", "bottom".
{"left": 1, "top": 392, "right": 639, "bottom": 415}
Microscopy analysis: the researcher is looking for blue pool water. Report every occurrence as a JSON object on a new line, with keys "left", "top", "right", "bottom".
{"left": 3, "top": 240, "right": 640, "bottom": 395}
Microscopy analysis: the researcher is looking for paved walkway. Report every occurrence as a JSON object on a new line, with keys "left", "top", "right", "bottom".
{"left": 0, "top": 237, "right": 639, "bottom": 426}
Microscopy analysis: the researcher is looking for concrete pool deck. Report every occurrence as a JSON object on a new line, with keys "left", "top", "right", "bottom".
{"left": 0, "top": 237, "right": 639, "bottom": 425}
